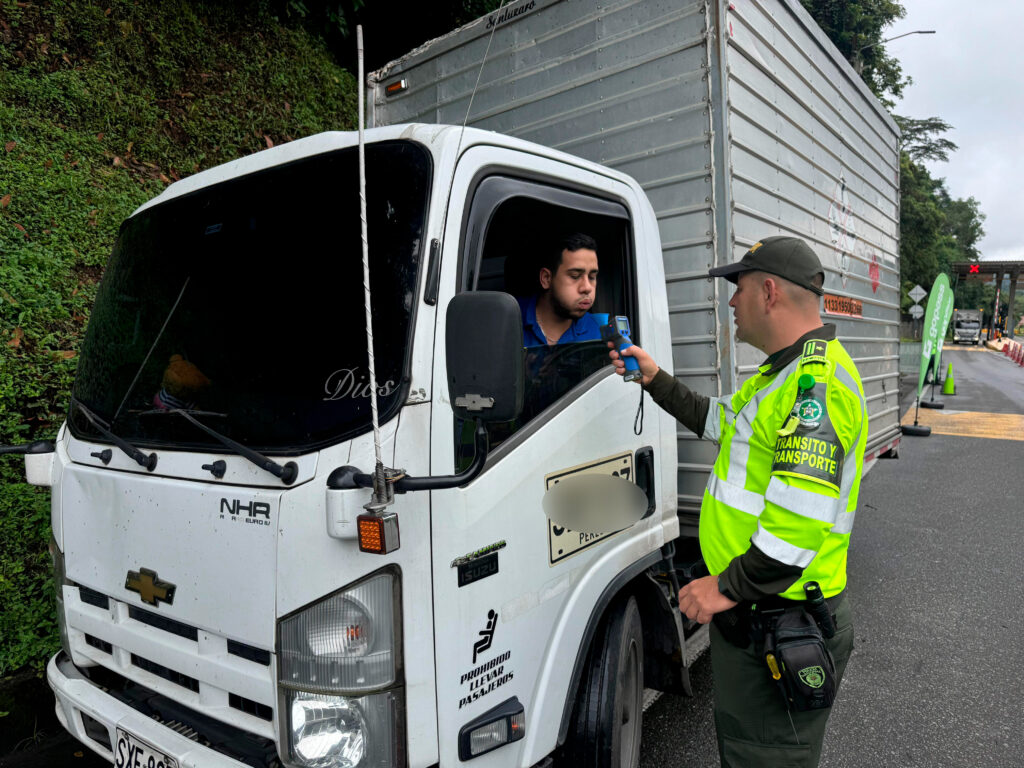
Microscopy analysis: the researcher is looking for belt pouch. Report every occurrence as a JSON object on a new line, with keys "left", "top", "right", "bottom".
{"left": 713, "top": 604, "right": 751, "bottom": 648}
{"left": 772, "top": 609, "right": 837, "bottom": 711}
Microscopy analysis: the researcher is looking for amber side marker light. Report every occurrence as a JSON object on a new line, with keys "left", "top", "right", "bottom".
{"left": 357, "top": 512, "right": 400, "bottom": 554}
{"left": 385, "top": 79, "right": 408, "bottom": 97}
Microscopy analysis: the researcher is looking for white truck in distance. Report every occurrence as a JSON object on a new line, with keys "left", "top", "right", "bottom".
{"left": 952, "top": 308, "right": 982, "bottom": 344}
{"left": 19, "top": 2, "right": 902, "bottom": 767}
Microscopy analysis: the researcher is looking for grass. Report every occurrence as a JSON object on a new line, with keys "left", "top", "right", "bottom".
{"left": 0, "top": 0, "right": 357, "bottom": 680}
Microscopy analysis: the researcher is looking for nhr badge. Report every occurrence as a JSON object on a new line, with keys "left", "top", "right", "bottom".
{"left": 125, "top": 568, "right": 176, "bottom": 607}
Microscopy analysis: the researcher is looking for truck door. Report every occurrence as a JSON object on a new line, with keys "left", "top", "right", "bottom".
{"left": 428, "top": 146, "right": 664, "bottom": 765}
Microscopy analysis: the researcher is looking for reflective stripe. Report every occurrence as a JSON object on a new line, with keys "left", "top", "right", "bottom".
{"left": 832, "top": 510, "right": 856, "bottom": 535}
{"left": 832, "top": 361, "right": 868, "bottom": 534}
{"left": 764, "top": 476, "right": 838, "bottom": 524}
{"left": 707, "top": 474, "right": 765, "bottom": 517}
{"left": 833, "top": 363, "right": 861, "bottom": 400}
{"left": 704, "top": 397, "right": 723, "bottom": 443}
{"left": 751, "top": 525, "right": 818, "bottom": 568}
{"left": 726, "top": 358, "right": 799, "bottom": 487}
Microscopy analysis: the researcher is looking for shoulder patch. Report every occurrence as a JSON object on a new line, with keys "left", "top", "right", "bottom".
{"left": 773, "top": 380, "right": 844, "bottom": 489}
{"left": 801, "top": 339, "right": 828, "bottom": 364}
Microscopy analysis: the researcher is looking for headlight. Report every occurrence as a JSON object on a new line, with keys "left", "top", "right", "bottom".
{"left": 286, "top": 689, "right": 401, "bottom": 768}
{"left": 279, "top": 568, "right": 404, "bottom": 768}
{"left": 279, "top": 569, "right": 399, "bottom": 693}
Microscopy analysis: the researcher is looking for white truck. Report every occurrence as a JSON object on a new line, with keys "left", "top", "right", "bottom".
{"left": 952, "top": 308, "right": 982, "bottom": 345}
{"left": 15, "top": 1, "right": 901, "bottom": 767}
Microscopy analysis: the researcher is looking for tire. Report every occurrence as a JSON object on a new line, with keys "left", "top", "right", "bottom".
{"left": 560, "top": 595, "right": 644, "bottom": 768}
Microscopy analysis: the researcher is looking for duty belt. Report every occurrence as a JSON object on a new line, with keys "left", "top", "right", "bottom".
{"left": 755, "top": 589, "right": 845, "bottom": 618}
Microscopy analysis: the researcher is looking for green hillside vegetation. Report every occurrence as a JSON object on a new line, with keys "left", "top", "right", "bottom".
{"left": 0, "top": 0, "right": 356, "bottom": 679}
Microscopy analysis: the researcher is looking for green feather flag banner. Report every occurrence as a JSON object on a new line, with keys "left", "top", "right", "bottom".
{"left": 918, "top": 273, "right": 955, "bottom": 399}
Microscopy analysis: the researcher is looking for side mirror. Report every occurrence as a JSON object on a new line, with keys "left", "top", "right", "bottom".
{"left": 0, "top": 441, "right": 56, "bottom": 487}
{"left": 446, "top": 292, "right": 524, "bottom": 423}
{"left": 326, "top": 292, "right": 524, "bottom": 499}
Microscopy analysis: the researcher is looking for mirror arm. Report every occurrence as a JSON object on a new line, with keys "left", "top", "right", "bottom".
{"left": 327, "top": 420, "right": 489, "bottom": 492}
{"left": 0, "top": 440, "right": 55, "bottom": 456}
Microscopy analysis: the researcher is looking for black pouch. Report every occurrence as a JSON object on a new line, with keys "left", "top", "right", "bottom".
{"left": 770, "top": 609, "right": 837, "bottom": 712}
{"left": 712, "top": 604, "right": 752, "bottom": 649}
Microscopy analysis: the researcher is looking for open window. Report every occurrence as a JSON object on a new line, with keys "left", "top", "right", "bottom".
{"left": 455, "top": 175, "right": 637, "bottom": 467}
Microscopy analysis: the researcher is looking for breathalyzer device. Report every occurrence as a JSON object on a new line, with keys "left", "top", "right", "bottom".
{"left": 594, "top": 314, "right": 642, "bottom": 382}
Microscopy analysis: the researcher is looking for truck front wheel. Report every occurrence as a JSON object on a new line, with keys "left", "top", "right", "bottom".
{"left": 561, "top": 594, "right": 644, "bottom": 768}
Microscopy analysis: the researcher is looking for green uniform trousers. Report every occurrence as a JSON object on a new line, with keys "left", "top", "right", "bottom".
{"left": 710, "top": 595, "right": 854, "bottom": 768}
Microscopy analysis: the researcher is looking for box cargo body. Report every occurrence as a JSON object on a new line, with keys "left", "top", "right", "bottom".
{"left": 370, "top": 0, "right": 902, "bottom": 524}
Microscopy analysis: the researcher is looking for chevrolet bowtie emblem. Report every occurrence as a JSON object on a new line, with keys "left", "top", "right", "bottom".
{"left": 125, "top": 568, "right": 176, "bottom": 607}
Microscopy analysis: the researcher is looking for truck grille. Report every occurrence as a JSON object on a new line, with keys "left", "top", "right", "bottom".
{"left": 129, "top": 605, "right": 198, "bottom": 641}
{"left": 131, "top": 653, "right": 201, "bottom": 692}
{"left": 80, "top": 662, "right": 281, "bottom": 767}
{"left": 67, "top": 584, "right": 277, "bottom": 739}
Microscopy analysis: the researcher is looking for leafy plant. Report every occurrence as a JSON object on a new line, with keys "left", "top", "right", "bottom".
{"left": 0, "top": 0, "right": 356, "bottom": 679}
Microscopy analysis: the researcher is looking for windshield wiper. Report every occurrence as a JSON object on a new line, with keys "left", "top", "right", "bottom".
{"left": 72, "top": 397, "right": 157, "bottom": 471}
{"left": 140, "top": 409, "right": 298, "bottom": 485}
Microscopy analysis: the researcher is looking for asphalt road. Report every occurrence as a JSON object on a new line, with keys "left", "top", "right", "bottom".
{"left": 5, "top": 347, "right": 1022, "bottom": 768}
{"left": 640, "top": 345, "right": 1024, "bottom": 767}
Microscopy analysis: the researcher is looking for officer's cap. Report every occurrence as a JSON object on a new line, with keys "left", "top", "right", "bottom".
{"left": 709, "top": 236, "right": 825, "bottom": 296}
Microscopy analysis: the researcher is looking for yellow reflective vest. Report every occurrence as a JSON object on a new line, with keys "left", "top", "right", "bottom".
{"left": 701, "top": 337, "right": 868, "bottom": 600}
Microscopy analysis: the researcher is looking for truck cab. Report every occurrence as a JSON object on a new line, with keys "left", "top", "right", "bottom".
{"left": 36, "top": 124, "right": 688, "bottom": 768}
{"left": 952, "top": 309, "right": 982, "bottom": 345}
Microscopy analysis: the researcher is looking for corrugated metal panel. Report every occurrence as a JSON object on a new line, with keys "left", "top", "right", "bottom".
{"left": 372, "top": 0, "right": 903, "bottom": 516}
{"left": 373, "top": 0, "right": 721, "bottom": 516}
{"left": 721, "top": 0, "right": 902, "bottom": 453}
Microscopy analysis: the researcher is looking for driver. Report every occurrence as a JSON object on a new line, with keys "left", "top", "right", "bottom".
{"left": 518, "top": 233, "right": 602, "bottom": 347}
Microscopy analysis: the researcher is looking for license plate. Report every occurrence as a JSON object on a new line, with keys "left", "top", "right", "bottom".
{"left": 114, "top": 728, "right": 179, "bottom": 768}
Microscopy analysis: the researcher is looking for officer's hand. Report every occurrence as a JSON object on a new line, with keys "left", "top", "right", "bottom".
{"left": 678, "top": 575, "right": 737, "bottom": 625}
{"left": 607, "top": 342, "right": 660, "bottom": 387}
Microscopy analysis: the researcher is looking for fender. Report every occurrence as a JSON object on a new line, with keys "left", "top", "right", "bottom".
{"left": 556, "top": 550, "right": 668, "bottom": 745}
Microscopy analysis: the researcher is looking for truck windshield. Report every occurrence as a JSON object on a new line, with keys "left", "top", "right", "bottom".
{"left": 70, "top": 140, "right": 431, "bottom": 454}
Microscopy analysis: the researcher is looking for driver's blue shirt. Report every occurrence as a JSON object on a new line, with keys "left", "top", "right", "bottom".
{"left": 518, "top": 295, "right": 602, "bottom": 347}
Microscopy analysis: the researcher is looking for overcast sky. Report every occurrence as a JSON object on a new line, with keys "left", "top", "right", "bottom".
{"left": 890, "top": 1, "right": 1023, "bottom": 262}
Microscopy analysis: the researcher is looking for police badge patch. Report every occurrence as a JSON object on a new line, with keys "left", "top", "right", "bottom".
{"left": 799, "top": 665, "right": 826, "bottom": 689}
{"left": 796, "top": 395, "right": 824, "bottom": 428}
{"left": 772, "top": 381, "right": 845, "bottom": 489}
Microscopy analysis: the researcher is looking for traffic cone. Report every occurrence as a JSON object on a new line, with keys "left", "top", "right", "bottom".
{"left": 942, "top": 363, "right": 956, "bottom": 395}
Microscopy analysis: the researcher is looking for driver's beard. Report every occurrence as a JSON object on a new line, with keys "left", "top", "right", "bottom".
{"left": 549, "top": 290, "right": 584, "bottom": 321}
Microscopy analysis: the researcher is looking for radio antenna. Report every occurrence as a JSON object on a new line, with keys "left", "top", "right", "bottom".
{"left": 356, "top": 25, "right": 390, "bottom": 508}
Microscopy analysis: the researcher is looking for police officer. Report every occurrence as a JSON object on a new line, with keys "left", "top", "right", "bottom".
{"left": 610, "top": 236, "right": 866, "bottom": 768}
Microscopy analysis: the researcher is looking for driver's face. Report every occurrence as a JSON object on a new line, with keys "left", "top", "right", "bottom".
{"left": 543, "top": 248, "right": 599, "bottom": 320}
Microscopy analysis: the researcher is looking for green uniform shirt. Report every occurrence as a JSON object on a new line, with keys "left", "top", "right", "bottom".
{"left": 646, "top": 325, "right": 868, "bottom": 600}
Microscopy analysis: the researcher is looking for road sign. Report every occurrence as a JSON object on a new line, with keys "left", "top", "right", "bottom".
{"left": 909, "top": 304, "right": 924, "bottom": 319}
{"left": 909, "top": 284, "right": 927, "bottom": 304}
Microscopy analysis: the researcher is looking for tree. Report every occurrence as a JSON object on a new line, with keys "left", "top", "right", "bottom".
{"left": 802, "top": 1, "right": 988, "bottom": 315}
{"left": 897, "top": 151, "right": 987, "bottom": 310}
{"left": 800, "top": 0, "right": 909, "bottom": 105}
{"left": 892, "top": 115, "right": 958, "bottom": 163}
{"left": 267, "top": 0, "right": 505, "bottom": 70}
